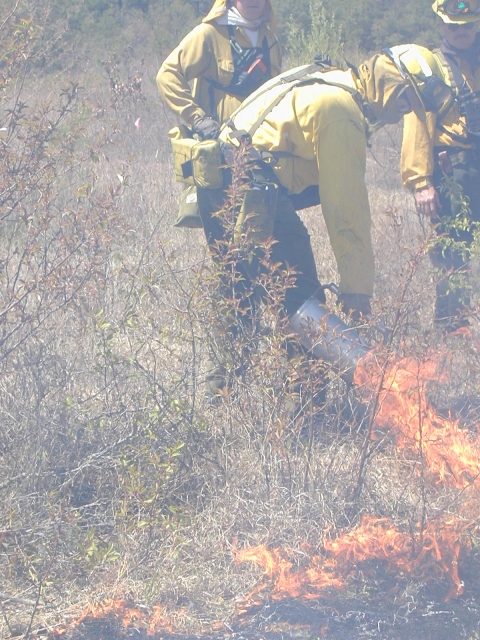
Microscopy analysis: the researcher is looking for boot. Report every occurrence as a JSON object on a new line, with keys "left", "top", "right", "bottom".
{"left": 285, "top": 342, "right": 329, "bottom": 435}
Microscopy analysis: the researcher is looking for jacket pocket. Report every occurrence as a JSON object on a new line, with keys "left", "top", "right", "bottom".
{"left": 216, "top": 61, "right": 234, "bottom": 87}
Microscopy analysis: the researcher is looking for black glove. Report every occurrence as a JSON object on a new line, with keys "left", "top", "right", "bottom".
{"left": 338, "top": 293, "right": 371, "bottom": 323}
{"left": 192, "top": 116, "right": 220, "bottom": 140}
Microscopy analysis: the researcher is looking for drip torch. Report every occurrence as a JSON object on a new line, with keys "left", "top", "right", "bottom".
{"left": 289, "top": 283, "right": 391, "bottom": 386}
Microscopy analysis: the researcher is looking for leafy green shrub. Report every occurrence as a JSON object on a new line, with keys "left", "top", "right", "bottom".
{"left": 285, "top": 0, "right": 344, "bottom": 66}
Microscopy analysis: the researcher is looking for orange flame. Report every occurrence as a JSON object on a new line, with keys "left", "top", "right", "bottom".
{"left": 52, "top": 598, "right": 175, "bottom": 637}
{"left": 234, "top": 515, "right": 469, "bottom": 613}
{"left": 233, "top": 352, "right": 479, "bottom": 614}
{"left": 323, "top": 515, "right": 466, "bottom": 598}
{"left": 234, "top": 543, "right": 344, "bottom": 605}
{"left": 355, "top": 353, "right": 480, "bottom": 489}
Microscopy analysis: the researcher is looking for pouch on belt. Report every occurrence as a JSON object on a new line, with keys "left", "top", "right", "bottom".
{"left": 169, "top": 126, "right": 223, "bottom": 189}
{"left": 234, "top": 183, "right": 278, "bottom": 246}
{"left": 174, "top": 185, "right": 203, "bottom": 229}
{"left": 169, "top": 125, "right": 196, "bottom": 185}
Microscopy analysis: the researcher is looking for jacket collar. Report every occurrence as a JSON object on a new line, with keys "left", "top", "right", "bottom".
{"left": 441, "top": 35, "right": 480, "bottom": 69}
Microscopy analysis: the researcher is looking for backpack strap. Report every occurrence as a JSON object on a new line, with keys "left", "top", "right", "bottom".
{"left": 220, "top": 66, "right": 372, "bottom": 188}
{"left": 222, "top": 63, "right": 320, "bottom": 129}
{"left": 206, "top": 26, "right": 274, "bottom": 107}
{"left": 434, "top": 48, "right": 466, "bottom": 95}
{"left": 433, "top": 48, "right": 471, "bottom": 142}
{"left": 240, "top": 68, "right": 370, "bottom": 139}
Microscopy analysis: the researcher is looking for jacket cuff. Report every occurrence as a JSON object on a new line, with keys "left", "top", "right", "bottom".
{"left": 412, "top": 178, "right": 432, "bottom": 191}
{"left": 185, "top": 108, "right": 206, "bottom": 128}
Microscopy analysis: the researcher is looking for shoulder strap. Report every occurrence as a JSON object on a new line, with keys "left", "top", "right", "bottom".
{"left": 433, "top": 48, "right": 469, "bottom": 136}
{"left": 222, "top": 65, "right": 368, "bottom": 174}
{"left": 245, "top": 71, "right": 320, "bottom": 137}
{"left": 244, "top": 69, "right": 368, "bottom": 139}
{"left": 434, "top": 48, "right": 465, "bottom": 94}
{"left": 205, "top": 26, "right": 275, "bottom": 102}
{"left": 225, "top": 64, "right": 326, "bottom": 120}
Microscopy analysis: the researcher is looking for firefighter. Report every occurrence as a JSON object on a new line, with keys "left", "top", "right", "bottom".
{"left": 198, "top": 46, "right": 451, "bottom": 394}
{"left": 157, "top": 0, "right": 281, "bottom": 229}
{"left": 157, "top": 0, "right": 281, "bottom": 141}
{"left": 401, "top": 0, "right": 480, "bottom": 332}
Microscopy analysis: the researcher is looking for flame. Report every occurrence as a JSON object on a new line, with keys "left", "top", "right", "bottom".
{"left": 234, "top": 543, "right": 345, "bottom": 607}
{"left": 355, "top": 353, "right": 480, "bottom": 489}
{"left": 235, "top": 515, "right": 469, "bottom": 613}
{"left": 52, "top": 598, "right": 175, "bottom": 637}
{"left": 232, "top": 351, "right": 479, "bottom": 614}
{"left": 235, "top": 351, "right": 479, "bottom": 614}
{"left": 323, "top": 515, "right": 466, "bottom": 598}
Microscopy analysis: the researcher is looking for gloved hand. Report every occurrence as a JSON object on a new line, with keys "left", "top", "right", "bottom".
{"left": 338, "top": 293, "right": 371, "bottom": 323}
{"left": 192, "top": 116, "right": 220, "bottom": 140}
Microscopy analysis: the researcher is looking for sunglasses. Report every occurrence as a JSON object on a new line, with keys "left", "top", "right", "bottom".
{"left": 443, "top": 0, "right": 480, "bottom": 14}
{"left": 446, "top": 21, "right": 476, "bottom": 28}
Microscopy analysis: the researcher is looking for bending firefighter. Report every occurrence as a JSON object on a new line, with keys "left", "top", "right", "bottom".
{"left": 157, "top": 0, "right": 281, "bottom": 228}
{"left": 401, "top": 0, "right": 480, "bottom": 332}
{"left": 176, "top": 47, "right": 449, "bottom": 395}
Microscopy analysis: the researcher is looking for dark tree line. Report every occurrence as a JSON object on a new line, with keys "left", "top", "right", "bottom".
{"left": 0, "top": 0, "right": 441, "bottom": 72}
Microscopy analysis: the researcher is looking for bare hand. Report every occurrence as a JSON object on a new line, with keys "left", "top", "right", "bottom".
{"left": 414, "top": 185, "right": 441, "bottom": 218}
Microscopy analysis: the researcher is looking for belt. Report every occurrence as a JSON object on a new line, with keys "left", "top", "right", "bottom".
{"left": 449, "top": 149, "right": 470, "bottom": 166}
{"left": 436, "top": 146, "right": 477, "bottom": 167}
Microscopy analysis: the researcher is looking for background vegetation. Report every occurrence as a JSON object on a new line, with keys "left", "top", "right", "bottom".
{"left": 1, "top": 1, "right": 480, "bottom": 639}
{"left": 0, "top": 0, "right": 442, "bottom": 69}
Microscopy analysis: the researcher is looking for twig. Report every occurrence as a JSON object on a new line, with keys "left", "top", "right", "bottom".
{"left": 23, "top": 525, "right": 60, "bottom": 638}
{"left": 0, "top": 592, "right": 37, "bottom": 606}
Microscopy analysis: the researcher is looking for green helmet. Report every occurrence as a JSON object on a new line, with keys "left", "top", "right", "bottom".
{"left": 433, "top": 0, "right": 480, "bottom": 24}
{"left": 382, "top": 44, "right": 454, "bottom": 114}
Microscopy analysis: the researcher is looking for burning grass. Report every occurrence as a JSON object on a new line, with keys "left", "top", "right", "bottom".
{"left": 355, "top": 350, "right": 480, "bottom": 490}
{"left": 51, "top": 599, "right": 180, "bottom": 638}
{"left": 11, "top": 262, "right": 480, "bottom": 639}
{"left": 227, "top": 345, "right": 480, "bottom": 628}
{"left": 234, "top": 515, "right": 469, "bottom": 613}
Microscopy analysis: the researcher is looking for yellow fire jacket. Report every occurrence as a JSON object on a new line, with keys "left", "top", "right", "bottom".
{"left": 401, "top": 47, "right": 480, "bottom": 191}
{"left": 220, "top": 58, "right": 407, "bottom": 296}
{"left": 156, "top": 0, "right": 282, "bottom": 127}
